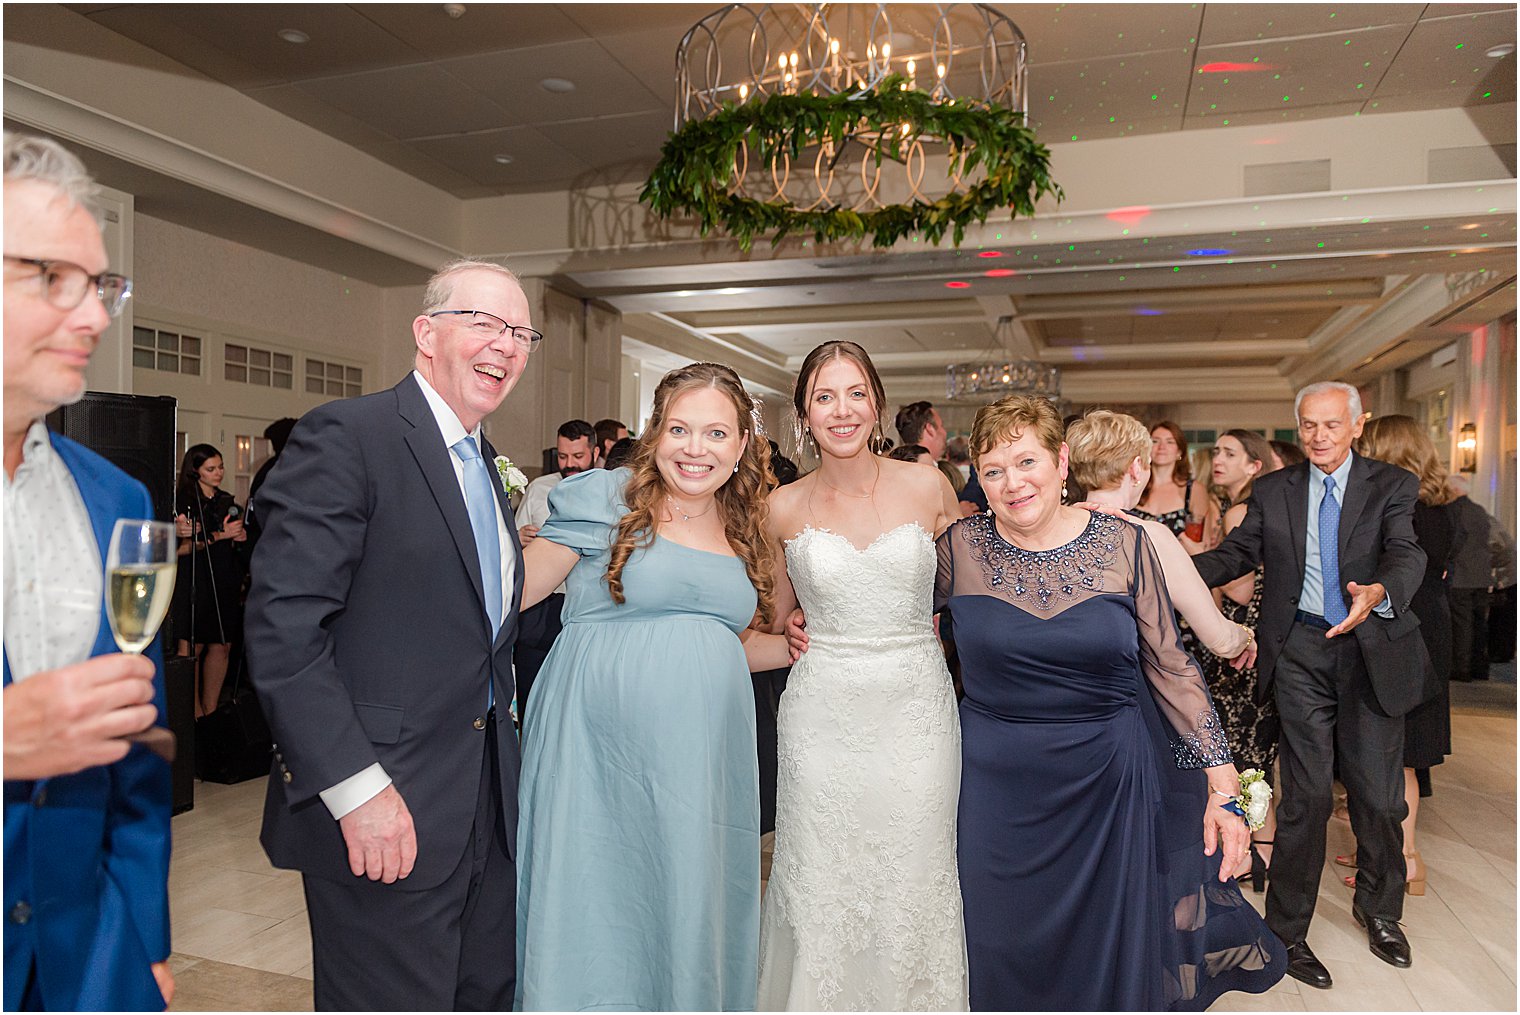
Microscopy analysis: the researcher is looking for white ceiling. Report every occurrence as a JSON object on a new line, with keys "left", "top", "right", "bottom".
{"left": 64, "top": 3, "right": 1518, "bottom": 196}
{"left": 20, "top": 3, "right": 1520, "bottom": 411}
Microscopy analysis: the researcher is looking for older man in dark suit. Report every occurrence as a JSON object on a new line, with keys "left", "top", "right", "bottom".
{"left": 247, "top": 260, "right": 538, "bottom": 1009}
{"left": 1193, "top": 381, "right": 1430, "bottom": 990}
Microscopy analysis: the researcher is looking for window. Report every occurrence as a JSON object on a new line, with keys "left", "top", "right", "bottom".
{"left": 232, "top": 432, "right": 272, "bottom": 505}
{"left": 306, "top": 358, "right": 363, "bottom": 398}
{"left": 132, "top": 327, "right": 201, "bottom": 375}
{"left": 1181, "top": 429, "right": 1216, "bottom": 447}
{"left": 1273, "top": 428, "right": 1298, "bottom": 443}
{"left": 225, "top": 343, "right": 294, "bottom": 388}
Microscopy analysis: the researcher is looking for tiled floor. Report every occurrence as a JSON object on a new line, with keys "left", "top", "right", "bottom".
{"left": 168, "top": 676, "right": 1517, "bottom": 1011}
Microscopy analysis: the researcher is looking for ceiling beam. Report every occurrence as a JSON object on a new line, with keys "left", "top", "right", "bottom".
{"left": 879, "top": 366, "right": 1295, "bottom": 403}
{"left": 620, "top": 313, "right": 793, "bottom": 394}
{"left": 675, "top": 299, "right": 982, "bottom": 331}
{"left": 1012, "top": 280, "right": 1385, "bottom": 318}
{"left": 1283, "top": 274, "right": 1459, "bottom": 387}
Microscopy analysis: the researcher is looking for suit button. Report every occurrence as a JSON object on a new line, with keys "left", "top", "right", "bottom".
{"left": 10, "top": 901, "right": 31, "bottom": 924}
{"left": 282, "top": 770, "right": 293, "bottom": 783}
{"left": 473, "top": 716, "right": 487, "bottom": 731}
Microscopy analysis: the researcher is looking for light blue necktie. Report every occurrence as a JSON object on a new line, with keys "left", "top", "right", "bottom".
{"left": 452, "top": 436, "right": 503, "bottom": 712}
{"left": 1319, "top": 475, "right": 1347, "bottom": 626}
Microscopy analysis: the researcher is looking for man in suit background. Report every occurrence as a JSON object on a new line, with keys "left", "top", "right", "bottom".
{"left": 247, "top": 259, "right": 535, "bottom": 1010}
{"left": 1194, "top": 380, "right": 1429, "bottom": 990}
{"left": 3, "top": 132, "right": 173, "bottom": 1010}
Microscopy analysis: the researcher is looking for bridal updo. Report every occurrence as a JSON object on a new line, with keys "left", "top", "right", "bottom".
{"left": 606, "top": 362, "right": 776, "bottom": 623}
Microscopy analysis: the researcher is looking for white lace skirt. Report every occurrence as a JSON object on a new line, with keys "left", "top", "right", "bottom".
{"left": 757, "top": 630, "right": 969, "bottom": 1011}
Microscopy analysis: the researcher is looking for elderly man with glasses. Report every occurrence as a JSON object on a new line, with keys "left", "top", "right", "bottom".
{"left": 3, "top": 132, "right": 174, "bottom": 1011}
{"left": 247, "top": 259, "right": 539, "bottom": 1010}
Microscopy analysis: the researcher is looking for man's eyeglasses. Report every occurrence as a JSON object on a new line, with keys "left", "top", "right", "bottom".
{"left": 428, "top": 310, "right": 543, "bottom": 348}
{"left": 4, "top": 255, "right": 132, "bottom": 318}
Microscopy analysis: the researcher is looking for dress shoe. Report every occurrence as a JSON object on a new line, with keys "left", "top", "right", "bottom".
{"left": 1283, "top": 940, "right": 1333, "bottom": 989}
{"left": 1353, "top": 904, "right": 1412, "bottom": 968}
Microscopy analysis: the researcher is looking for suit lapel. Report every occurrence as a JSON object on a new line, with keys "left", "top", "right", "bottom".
{"left": 1283, "top": 461, "right": 1308, "bottom": 581}
{"left": 1338, "top": 453, "right": 1372, "bottom": 563}
{"left": 396, "top": 377, "right": 489, "bottom": 616}
{"left": 482, "top": 436, "right": 524, "bottom": 652}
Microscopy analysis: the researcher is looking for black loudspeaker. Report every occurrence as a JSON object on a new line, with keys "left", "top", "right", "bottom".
{"left": 46, "top": 391, "right": 178, "bottom": 522}
{"left": 163, "top": 656, "right": 197, "bottom": 814}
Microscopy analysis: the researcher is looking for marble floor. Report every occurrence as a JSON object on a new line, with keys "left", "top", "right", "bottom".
{"left": 167, "top": 674, "right": 1518, "bottom": 1011}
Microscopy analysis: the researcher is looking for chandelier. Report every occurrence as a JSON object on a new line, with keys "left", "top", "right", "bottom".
{"left": 946, "top": 316, "right": 1060, "bottom": 401}
{"left": 640, "top": 4, "right": 1061, "bottom": 250}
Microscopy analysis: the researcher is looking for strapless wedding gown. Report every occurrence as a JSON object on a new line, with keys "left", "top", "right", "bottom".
{"left": 758, "top": 523, "right": 968, "bottom": 1011}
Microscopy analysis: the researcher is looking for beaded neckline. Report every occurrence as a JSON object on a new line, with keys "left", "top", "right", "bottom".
{"left": 963, "top": 511, "right": 1123, "bottom": 611}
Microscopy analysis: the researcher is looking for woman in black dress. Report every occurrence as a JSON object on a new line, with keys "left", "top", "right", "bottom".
{"left": 1337, "top": 415, "right": 1462, "bottom": 896}
{"left": 1198, "top": 430, "right": 1282, "bottom": 887}
{"left": 173, "top": 443, "right": 246, "bottom": 716}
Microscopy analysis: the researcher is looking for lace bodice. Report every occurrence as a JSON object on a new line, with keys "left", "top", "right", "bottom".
{"left": 936, "top": 512, "right": 1232, "bottom": 769}
{"left": 784, "top": 523, "right": 935, "bottom": 641}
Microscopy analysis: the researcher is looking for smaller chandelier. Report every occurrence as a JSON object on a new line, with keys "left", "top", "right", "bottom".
{"left": 946, "top": 360, "right": 1060, "bottom": 401}
{"left": 946, "top": 314, "right": 1060, "bottom": 401}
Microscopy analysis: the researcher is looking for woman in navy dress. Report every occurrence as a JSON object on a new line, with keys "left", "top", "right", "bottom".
{"left": 938, "top": 395, "right": 1285, "bottom": 1011}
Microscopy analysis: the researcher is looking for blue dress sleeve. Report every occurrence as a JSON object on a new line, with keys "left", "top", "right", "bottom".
{"left": 539, "top": 468, "right": 630, "bottom": 558}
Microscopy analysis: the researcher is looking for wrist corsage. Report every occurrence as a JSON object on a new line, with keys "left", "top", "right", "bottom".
{"left": 494, "top": 455, "right": 528, "bottom": 498}
{"left": 1218, "top": 768, "right": 1273, "bottom": 830}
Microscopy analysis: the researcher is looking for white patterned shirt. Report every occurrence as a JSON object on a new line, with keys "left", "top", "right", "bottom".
{"left": 3, "top": 421, "right": 102, "bottom": 680}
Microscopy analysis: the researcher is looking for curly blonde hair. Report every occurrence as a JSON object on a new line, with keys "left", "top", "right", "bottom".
{"left": 1065, "top": 410, "right": 1152, "bottom": 492}
{"left": 606, "top": 363, "right": 776, "bottom": 623}
{"left": 1358, "top": 414, "right": 1456, "bottom": 506}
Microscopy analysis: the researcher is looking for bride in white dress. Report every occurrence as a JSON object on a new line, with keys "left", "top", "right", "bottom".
{"left": 759, "top": 341, "right": 968, "bottom": 1011}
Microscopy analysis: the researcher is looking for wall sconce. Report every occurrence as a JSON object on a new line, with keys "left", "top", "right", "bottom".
{"left": 1457, "top": 422, "right": 1478, "bottom": 473}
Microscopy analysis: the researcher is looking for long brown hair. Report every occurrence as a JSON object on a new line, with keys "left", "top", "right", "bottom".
{"left": 791, "top": 341, "right": 889, "bottom": 459}
{"left": 606, "top": 363, "right": 776, "bottom": 623}
{"left": 1219, "top": 428, "right": 1276, "bottom": 505}
{"left": 1140, "top": 420, "right": 1192, "bottom": 502}
{"left": 1358, "top": 414, "right": 1455, "bottom": 506}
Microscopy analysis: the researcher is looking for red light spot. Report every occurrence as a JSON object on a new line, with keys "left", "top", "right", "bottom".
{"left": 1106, "top": 206, "right": 1151, "bottom": 227}
{"left": 983, "top": 268, "right": 1015, "bottom": 278}
{"left": 977, "top": 250, "right": 1004, "bottom": 258}
{"left": 1197, "top": 61, "right": 1273, "bottom": 73}
{"left": 945, "top": 281, "right": 972, "bottom": 289}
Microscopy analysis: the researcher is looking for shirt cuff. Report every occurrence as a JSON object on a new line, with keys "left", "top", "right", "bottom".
{"left": 1374, "top": 593, "right": 1395, "bottom": 619}
{"left": 319, "top": 763, "right": 392, "bottom": 820}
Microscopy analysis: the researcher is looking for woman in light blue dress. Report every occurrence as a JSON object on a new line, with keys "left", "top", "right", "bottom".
{"left": 515, "top": 363, "right": 791, "bottom": 1011}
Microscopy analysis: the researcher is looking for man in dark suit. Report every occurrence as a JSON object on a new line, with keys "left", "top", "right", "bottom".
{"left": 1194, "top": 381, "right": 1430, "bottom": 990}
{"left": 247, "top": 260, "right": 537, "bottom": 1010}
{"left": 3, "top": 132, "right": 173, "bottom": 1011}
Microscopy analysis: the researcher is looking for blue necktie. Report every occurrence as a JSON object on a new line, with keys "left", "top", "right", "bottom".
{"left": 1320, "top": 475, "right": 1347, "bottom": 626}
{"left": 452, "top": 436, "right": 503, "bottom": 712}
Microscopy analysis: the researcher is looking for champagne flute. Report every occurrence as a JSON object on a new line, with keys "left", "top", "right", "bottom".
{"left": 106, "top": 519, "right": 177, "bottom": 654}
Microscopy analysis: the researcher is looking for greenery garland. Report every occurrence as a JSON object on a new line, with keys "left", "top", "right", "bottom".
{"left": 639, "top": 75, "right": 1063, "bottom": 251}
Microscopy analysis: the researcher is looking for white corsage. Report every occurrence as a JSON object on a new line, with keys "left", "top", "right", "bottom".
{"left": 494, "top": 455, "right": 528, "bottom": 498}
{"left": 1221, "top": 768, "right": 1274, "bottom": 830}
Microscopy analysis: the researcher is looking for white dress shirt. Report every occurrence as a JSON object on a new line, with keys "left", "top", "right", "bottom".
{"left": 319, "top": 373, "right": 517, "bottom": 820}
{"left": 3, "top": 421, "right": 102, "bottom": 680}
{"left": 518, "top": 472, "right": 566, "bottom": 595}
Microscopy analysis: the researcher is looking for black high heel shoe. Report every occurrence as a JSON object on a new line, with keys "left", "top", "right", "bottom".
{"left": 1249, "top": 839, "right": 1274, "bottom": 895}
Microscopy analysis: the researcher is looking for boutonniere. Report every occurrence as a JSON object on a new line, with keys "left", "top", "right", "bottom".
{"left": 494, "top": 455, "right": 528, "bottom": 498}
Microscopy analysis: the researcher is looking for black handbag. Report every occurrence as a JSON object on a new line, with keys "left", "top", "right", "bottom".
{"left": 194, "top": 644, "right": 273, "bottom": 784}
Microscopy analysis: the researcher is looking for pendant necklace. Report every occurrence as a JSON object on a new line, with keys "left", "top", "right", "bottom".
{"left": 667, "top": 494, "right": 715, "bottom": 523}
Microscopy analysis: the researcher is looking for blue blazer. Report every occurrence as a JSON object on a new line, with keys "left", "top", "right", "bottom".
{"left": 3, "top": 434, "right": 172, "bottom": 1012}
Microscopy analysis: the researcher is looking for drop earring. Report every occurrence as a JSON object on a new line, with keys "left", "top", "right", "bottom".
{"left": 1062, "top": 482, "right": 1069, "bottom": 500}
{"left": 733, "top": 463, "right": 739, "bottom": 474}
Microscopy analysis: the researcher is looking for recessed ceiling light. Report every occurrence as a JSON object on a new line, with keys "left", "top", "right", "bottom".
{"left": 540, "top": 77, "right": 577, "bottom": 94}
{"left": 1486, "top": 43, "right": 1515, "bottom": 58}
{"left": 493, "top": 153, "right": 514, "bottom": 165}
{"left": 443, "top": 3, "right": 467, "bottom": 18}
{"left": 277, "top": 28, "right": 310, "bottom": 44}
